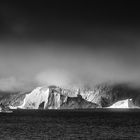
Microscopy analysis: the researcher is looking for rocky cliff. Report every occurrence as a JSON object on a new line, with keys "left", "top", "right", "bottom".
{"left": 8, "top": 86, "right": 98, "bottom": 109}
{"left": 0, "top": 83, "right": 140, "bottom": 109}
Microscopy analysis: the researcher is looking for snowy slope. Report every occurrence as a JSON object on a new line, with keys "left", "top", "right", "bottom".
{"left": 107, "top": 99, "right": 140, "bottom": 108}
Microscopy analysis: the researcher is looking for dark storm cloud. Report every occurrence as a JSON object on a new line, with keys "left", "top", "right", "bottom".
{"left": 0, "top": 1, "right": 140, "bottom": 91}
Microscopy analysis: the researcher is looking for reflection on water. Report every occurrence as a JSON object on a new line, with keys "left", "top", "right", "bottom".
{"left": 0, "top": 109, "right": 140, "bottom": 140}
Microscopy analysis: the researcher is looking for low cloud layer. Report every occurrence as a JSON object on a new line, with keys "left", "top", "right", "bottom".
{"left": 0, "top": 77, "right": 25, "bottom": 92}
{"left": 1, "top": 40, "right": 140, "bottom": 92}
{"left": 36, "top": 69, "right": 73, "bottom": 88}
{"left": 0, "top": 27, "right": 140, "bottom": 92}
{"left": 0, "top": 76, "right": 36, "bottom": 92}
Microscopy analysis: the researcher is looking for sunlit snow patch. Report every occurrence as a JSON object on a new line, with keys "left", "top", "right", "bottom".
{"left": 107, "top": 99, "right": 139, "bottom": 108}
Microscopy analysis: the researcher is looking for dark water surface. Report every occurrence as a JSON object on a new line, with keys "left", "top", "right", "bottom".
{"left": 0, "top": 109, "right": 140, "bottom": 140}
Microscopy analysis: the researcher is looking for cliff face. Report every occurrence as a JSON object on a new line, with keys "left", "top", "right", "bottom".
{"left": 60, "top": 95, "right": 98, "bottom": 109}
{"left": 0, "top": 83, "right": 140, "bottom": 109}
{"left": 8, "top": 86, "right": 98, "bottom": 109}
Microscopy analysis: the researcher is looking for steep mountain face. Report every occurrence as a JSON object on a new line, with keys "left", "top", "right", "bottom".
{"left": 9, "top": 86, "right": 98, "bottom": 109}
{"left": 0, "top": 91, "right": 28, "bottom": 107}
{"left": 60, "top": 95, "right": 98, "bottom": 109}
{"left": 0, "top": 83, "right": 140, "bottom": 109}
{"left": 81, "top": 84, "right": 140, "bottom": 107}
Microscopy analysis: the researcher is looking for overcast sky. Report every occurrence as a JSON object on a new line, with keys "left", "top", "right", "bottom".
{"left": 0, "top": 1, "right": 140, "bottom": 91}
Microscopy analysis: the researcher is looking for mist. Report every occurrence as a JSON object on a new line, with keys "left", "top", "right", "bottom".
{"left": 0, "top": 2, "right": 140, "bottom": 92}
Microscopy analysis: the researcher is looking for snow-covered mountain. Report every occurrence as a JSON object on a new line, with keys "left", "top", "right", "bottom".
{"left": 81, "top": 84, "right": 140, "bottom": 107}
{"left": 9, "top": 86, "right": 98, "bottom": 109}
{"left": 1, "top": 83, "right": 140, "bottom": 110}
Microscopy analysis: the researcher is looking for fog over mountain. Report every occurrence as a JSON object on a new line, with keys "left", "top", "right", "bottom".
{"left": 0, "top": 1, "right": 140, "bottom": 93}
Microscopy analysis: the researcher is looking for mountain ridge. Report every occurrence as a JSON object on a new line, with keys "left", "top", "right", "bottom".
{"left": 0, "top": 83, "right": 140, "bottom": 110}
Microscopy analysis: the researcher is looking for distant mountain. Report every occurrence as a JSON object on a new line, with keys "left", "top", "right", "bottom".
{"left": 0, "top": 83, "right": 140, "bottom": 110}
{"left": 8, "top": 86, "right": 98, "bottom": 109}
{"left": 81, "top": 83, "right": 140, "bottom": 107}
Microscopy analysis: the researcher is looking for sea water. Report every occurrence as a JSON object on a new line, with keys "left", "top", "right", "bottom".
{"left": 0, "top": 109, "right": 140, "bottom": 140}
